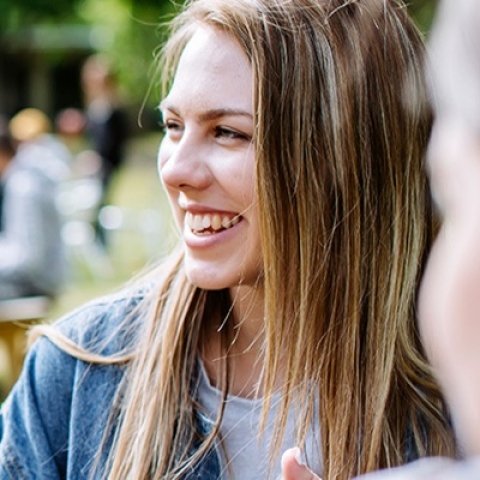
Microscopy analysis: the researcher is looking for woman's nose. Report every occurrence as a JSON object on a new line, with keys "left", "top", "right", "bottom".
{"left": 158, "top": 134, "right": 212, "bottom": 191}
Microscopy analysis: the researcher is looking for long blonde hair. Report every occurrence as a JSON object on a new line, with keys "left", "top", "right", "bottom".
{"left": 34, "top": 0, "right": 456, "bottom": 478}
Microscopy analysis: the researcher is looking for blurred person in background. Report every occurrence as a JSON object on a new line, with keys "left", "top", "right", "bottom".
{"left": 0, "top": 128, "right": 14, "bottom": 233}
{"left": 0, "top": 117, "right": 7, "bottom": 229}
{"left": 9, "top": 108, "right": 72, "bottom": 184}
{"left": 0, "top": 127, "right": 66, "bottom": 300}
{"left": 54, "top": 108, "right": 88, "bottom": 160}
{"left": 81, "top": 55, "right": 128, "bottom": 200}
{"left": 81, "top": 55, "right": 129, "bottom": 244}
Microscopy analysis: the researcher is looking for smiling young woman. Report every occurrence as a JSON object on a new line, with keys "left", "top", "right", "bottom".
{"left": 0, "top": 1, "right": 456, "bottom": 479}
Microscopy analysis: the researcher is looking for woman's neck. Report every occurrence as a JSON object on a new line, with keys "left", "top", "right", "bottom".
{"left": 202, "top": 284, "right": 267, "bottom": 398}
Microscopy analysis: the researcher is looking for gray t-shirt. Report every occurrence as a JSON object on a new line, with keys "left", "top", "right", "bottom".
{"left": 197, "top": 362, "right": 323, "bottom": 480}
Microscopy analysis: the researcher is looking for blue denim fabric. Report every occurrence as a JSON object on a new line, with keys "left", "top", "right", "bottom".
{"left": 0, "top": 289, "right": 221, "bottom": 479}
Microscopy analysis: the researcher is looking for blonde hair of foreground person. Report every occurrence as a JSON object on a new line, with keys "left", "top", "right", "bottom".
{"left": 31, "top": 0, "right": 456, "bottom": 478}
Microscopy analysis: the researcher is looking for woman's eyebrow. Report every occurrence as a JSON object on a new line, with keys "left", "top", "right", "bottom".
{"left": 159, "top": 101, "right": 252, "bottom": 122}
{"left": 197, "top": 108, "right": 253, "bottom": 122}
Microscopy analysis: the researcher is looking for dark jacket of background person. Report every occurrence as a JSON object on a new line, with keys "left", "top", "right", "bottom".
{"left": 81, "top": 56, "right": 128, "bottom": 194}
{"left": 85, "top": 103, "right": 128, "bottom": 190}
{"left": 0, "top": 132, "right": 65, "bottom": 300}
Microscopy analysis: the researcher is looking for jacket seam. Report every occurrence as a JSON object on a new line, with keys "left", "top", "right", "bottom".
{"left": 2, "top": 445, "right": 27, "bottom": 479}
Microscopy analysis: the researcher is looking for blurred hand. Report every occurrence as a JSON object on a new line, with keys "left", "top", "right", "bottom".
{"left": 281, "top": 447, "right": 322, "bottom": 480}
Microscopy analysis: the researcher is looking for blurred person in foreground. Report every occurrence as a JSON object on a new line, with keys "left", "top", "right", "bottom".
{"left": 283, "top": 0, "right": 480, "bottom": 479}
{"left": 419, "top": 0, "right": 480, "bottom": 460}
{"left": 0, "top": 128, "right": 66, "bottom": 301}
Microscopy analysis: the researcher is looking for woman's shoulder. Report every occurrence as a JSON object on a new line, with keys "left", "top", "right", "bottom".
{"left": 50, "top": 282, "right": 155, "bottom": 355}
{"left": 0, "top": 285, "right": 155, "bottom": 479}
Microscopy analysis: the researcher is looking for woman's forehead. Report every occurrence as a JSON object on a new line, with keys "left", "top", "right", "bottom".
{"left": 163, "top": 27, "right": 253, "bottom": 116}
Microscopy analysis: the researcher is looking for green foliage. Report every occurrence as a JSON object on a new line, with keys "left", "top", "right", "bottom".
{"left": 78, "top": 0, "right": 181, "bottom": 107}
{"left": 407, "top": 0, "right": 438, "bottom": 34}
{"left": 0, "top": 0, "right": 437, "bottom": 109}
{"left": 0, "top": 0, "right": 82, "bottom": 30}
{"left": 0, "top": 0, "right": 182, "bottom": 107}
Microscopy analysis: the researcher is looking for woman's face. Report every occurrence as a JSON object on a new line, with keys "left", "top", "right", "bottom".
{"left": 159, "top": 27, "right": 262, "bottom": 291}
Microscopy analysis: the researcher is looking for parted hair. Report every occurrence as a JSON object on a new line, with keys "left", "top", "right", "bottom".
{"left": 33, "top": 0, "right": 456, "bottom": 479}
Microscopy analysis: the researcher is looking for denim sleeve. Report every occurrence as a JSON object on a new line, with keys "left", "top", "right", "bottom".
{"left": 0, "top": 290, "right": 145, "bottom": 479}
{"left": 0, "top": 336, "right": 74, "bottom": 479}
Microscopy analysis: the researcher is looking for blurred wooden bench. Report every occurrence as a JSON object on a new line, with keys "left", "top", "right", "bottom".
{"left": 0, "top": 296, "right": 51, "bottom": 388}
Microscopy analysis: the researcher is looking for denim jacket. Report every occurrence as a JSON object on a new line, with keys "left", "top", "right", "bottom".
{"left": 0, "top": 288, "right": 221, "bottom": 479}
{"left": 0, "top": 287, "right": 430, "bottom": 479}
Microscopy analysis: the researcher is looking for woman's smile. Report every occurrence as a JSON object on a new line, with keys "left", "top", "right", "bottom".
{"left": 185, "top": 211, "right": 242, "bottom": 235}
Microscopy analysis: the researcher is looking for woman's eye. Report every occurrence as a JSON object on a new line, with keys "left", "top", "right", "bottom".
{"left": 160, "top": 119, "right": 183, "bottom": 137}
{"left": 167, "top": 120, "right": 182, "bottom": 131}
{"left": 214, "top": 126, "right": 250, "bottom": 141}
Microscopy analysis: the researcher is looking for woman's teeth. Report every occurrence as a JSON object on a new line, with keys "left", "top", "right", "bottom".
{"left": 185, "top": 211, "right": 241, "bottom": 234}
